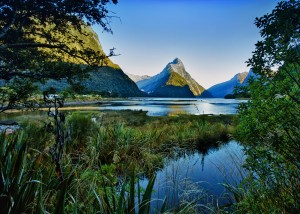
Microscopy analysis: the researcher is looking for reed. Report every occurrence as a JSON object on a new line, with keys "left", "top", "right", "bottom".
{"left": 0, "top": 110, "right": 238, "bottom": 213}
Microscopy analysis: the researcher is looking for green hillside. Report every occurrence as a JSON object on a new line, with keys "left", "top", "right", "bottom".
{"left": 39, "top": 25, "right": 141, "bottom": 97}
{"left": 166, "top": 72, "right": 189, "bottom": 87}
{"left": 137, "top": 58, "right": 213, "bottom": 98}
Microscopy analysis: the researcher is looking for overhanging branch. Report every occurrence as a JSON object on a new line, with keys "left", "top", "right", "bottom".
{"left": 0, "top": 42, "right": 65, "bottom": 49}
{"left": 0, "top": 12, "right": 16, "bottom": 39}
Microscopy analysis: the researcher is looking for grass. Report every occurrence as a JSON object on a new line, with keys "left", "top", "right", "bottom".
{"left": 0, "top": 109, "right": 238, "bottom": 213}
{"left": 63, "top": 110, "right": 236, "bottom": 174}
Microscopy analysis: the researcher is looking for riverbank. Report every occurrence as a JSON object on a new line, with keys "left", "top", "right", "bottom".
{"left": 1, "top": 97, "right": 245, "bottom": 118}
{"left": 1, "top": 109, "right": 239, "bottom": 213}
{"left": 4, "top": 109, "right": 237, "bottom": 173}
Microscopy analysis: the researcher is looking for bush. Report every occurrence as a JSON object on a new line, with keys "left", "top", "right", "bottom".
{"left": 66, "top": 112, "right": 98, "bottom": 151}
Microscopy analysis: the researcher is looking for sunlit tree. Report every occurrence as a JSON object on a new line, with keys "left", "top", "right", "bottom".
{"left": 0, "top": 0, "right": 118, "bottom": 111}
{"left": 237, "top": 0, "right": 300, "bottom": 212}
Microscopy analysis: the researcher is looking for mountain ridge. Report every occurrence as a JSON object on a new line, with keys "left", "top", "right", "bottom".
{"left": 125, "top": 73, "right": 151, "bottom": 83}
{"left": 39, "top": 26, "right": 142, "bottom": 97}
{"left": 207, "top": 70, "right": 254, "bottom": 98}
{"left": 137, "top": 58, "right": 211, "bottom": 98}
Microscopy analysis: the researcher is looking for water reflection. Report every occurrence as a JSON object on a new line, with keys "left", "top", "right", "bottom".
{"left": 140, "top": 141, "right": 246, "bottom": 212}
{"left": 97, "top": 98, "right": 246, "bottom": 116}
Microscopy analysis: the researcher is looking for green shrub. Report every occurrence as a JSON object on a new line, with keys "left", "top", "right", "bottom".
{"left": 66, "top": 112, "right": 98, "bottom": 150}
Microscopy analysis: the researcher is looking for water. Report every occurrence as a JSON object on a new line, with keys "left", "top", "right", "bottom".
{"left": 140, "top": 141, "right": 246, "bottom": 212}
{"left": 97, "top": 98, "right": 246, "bottom": 116}
{"left": 0, "top": 98, "right": 246, "bottom": 212}
{"left": 0, "top": 98, "right": 246, "bottom": 117}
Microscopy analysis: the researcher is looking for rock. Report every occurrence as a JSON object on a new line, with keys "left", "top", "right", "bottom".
{"left": 0, "top": 120, "right": 19, "bottom": 125}
{"left": 137, "top": 58, "right": 211, "bottom": 97}
{"left": 0, "top": 121, "right": 20, "bottom": 134}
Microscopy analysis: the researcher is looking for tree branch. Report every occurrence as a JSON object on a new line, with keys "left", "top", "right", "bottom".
{"left": 0, "top": 11, "right": 16, "bottom": 39}
{"left": 0, "top": 42, "right": 106, "bottom": 65}
{"left": 0, "top": 42, "right": 65, "bottom": 49}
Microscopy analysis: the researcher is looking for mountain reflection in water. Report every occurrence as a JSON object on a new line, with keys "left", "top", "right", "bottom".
{"left": 97, "top": 98, "right": 247, "bottom": 116}
{"left": 139, "top": 141, "right": 246, "bottom": 212}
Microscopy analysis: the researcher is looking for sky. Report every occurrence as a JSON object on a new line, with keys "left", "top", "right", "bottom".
{"left": 94, "top": 0, "right": 280, "bottom": 88}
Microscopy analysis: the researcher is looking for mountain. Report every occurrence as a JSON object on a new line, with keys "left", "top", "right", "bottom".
{"left": 241, "top": 69, "right": 255, "bottom": 86}
{"left": 207, "top": 69, "right": 254, "bottom": 98}
{"left": 136, "top": 58, "right": 211, "bottom": 97}
{"left": 125, "top": 73, "right": 151, "bottom": 83}
{"left": 40, "top": 26, "right": 142, "bottom": 97}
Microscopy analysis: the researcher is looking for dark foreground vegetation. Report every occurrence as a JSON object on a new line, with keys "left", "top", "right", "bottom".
{"left": 0, "top": 0, "right": 299, "bottom": 213}
{"left": 234, "top": 1, "right": 300, "bottom": 213}
{"left": 0, "top": 110, "right": 236, "bottom": 213}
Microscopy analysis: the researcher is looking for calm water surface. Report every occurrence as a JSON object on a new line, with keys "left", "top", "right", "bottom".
{"left": 0, "top": 98, "right": 247, "bottom": 212}
{"left": 98, "top": 98, "right": 246, "bottom": 116}
{"left": 140, "top": 141, "right": 246, "bottom": 212}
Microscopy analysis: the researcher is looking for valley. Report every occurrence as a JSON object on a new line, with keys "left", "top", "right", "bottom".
{"left": 1, "top": 0, "right": 298, "bottom": 213}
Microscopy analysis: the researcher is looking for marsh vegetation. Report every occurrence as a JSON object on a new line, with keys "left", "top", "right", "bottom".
{"left": 0, "top": 110, "right": 240, "bottom": 213}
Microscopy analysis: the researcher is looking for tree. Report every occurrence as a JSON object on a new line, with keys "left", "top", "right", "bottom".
{"left": 0, "top": 0, "right": 118, "bottom": 111}
{"left": 237, "top": 0, "right": 300, "bottom": 212}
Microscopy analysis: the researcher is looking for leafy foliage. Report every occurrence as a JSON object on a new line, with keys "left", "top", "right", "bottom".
{"left": 0, "top": 132, "right": 46, "bottom": 213}
{"left": 0, "top": 0, "right": 118, "bottom": 111}
{"left": 237, "top": 1, "right": 300, "bottom": 212}
{"left": 225, "top": 85, "right": 251, "bottom": 99}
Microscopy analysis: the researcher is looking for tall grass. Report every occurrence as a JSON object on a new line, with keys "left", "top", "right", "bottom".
{"left": 0, "top": 130, "right": 160, "bottom": 213}
{"left": 0, "top": 110, "right": 238, "bottom": 213}
{"left": 0, "top": 132, "right": 48, "bottom": 213}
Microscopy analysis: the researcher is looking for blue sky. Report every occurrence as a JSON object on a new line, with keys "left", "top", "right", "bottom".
{"left": 95, "top": 0, "right": 280, "bottom": 88}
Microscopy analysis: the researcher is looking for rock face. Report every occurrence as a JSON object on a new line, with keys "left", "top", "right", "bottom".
{"left": 41, "top": 66, "right": 142, "bottom": 97}
{"left": 125, "top": 73, "right": 151, "bottom": 83}
{"left": 81, "top": 67, "right": 142, "bottom": 97}
{"left": 241, "top": 69, "right": 255, "bottom": 86}
{"left": 207, "top": 69, "right": 254, "bottom": 98}
{"left": 137, "top": 58, "right": 210, "bottom": 97}
{"left": 40, "top": 26, "right": 143, "bottom": 97}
